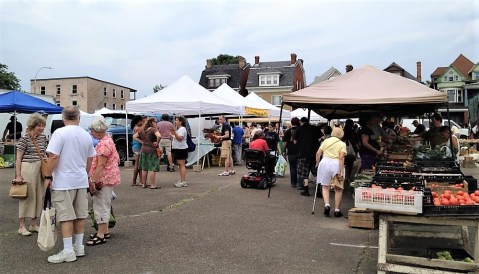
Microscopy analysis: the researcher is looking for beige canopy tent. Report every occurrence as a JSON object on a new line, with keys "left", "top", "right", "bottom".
{"left": 282, "top": 65, "right": 448, "bottom": 118}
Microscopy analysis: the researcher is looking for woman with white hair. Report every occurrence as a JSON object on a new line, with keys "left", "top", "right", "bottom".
{"left": 315, "top": 127, "right": 347, "bottom": 218}
{"left": 86, "top": 118, "right": 121, "bottom": 246}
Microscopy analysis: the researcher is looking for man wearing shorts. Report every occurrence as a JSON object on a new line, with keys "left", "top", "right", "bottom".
{"left": 218, "top": 115, "right": 235, "bottom": 176}
{"left": 157, "top": 114, "right": 175, "bottom": 171}
{"left": 44, "top": 106, "right": 96, "bottom": 263}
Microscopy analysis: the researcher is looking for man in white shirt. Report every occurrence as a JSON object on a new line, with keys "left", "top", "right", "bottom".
{"left": 44, "top": 106, "right": 96, "bottom": 263}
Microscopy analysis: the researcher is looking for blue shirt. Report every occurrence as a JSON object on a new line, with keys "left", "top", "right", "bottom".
{"left": 232, "top": 126, "right": 244, "bottom": 145}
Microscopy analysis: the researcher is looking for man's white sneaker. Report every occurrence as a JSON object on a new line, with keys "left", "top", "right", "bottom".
{"left": 181, "top": 182, "right": 188, "bottom": 187}
{"left": 73, "top": 245, "right": 85, "bottom": 257}
{"left": 48, "top": 250, "right": 77, "bottom": 263}
{"left": 174, "top": 182, "right": 183, "bottom": 188}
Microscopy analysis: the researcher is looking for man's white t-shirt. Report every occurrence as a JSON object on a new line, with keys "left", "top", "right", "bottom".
{"left": 46, "top": 125, "right": 96, "bottom": 190}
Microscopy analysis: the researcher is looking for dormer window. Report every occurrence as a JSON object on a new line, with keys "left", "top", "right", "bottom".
{"left": 259, "top": 74, "right": 280, "bottom": 86}
{"left": 206, "top": 74, "right": 230, "bottom": 89}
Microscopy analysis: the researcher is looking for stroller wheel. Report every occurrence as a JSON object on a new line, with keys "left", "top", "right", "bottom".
{"left": 258, "top": 178, "right": 268, "bottom": 190}
{"left": 240, "top": 178, "right": 247, "bottom": 188}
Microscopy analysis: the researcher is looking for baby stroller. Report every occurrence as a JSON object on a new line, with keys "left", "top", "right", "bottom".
{"left": 241, "top": 149, "right": 277, "bottom": 189}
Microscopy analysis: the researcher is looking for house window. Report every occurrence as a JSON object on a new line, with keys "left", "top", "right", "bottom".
{"left": 271, "top": 95, "right": 282, "bottom": 106}
{"left": 208, "top": 78, "right": 226, "bottom": 88}
{"left": 72, "top": 100, "right": 77, "bottom": 106}
{"left": 121, "top": 90, "right": 124, "bottom": 99}
{"left": 120, "top": 104, "right": 124, "bottom": 110}
{"left": 112, "top": 103, "right": 116, "bottom": 110}
{"left": 259, "top": 75, "right": 280, "bottom": 86}
{"left": 447, "top": 89, "right": 463, "bottom": 103}
{"left": 40, "top": 86, "right": 46, "bottom": 95}
{"left": 104, "top": 103, "right": 107, "bottom": 108}
{"left": 473, "top": 72, "right": 479, "bottom": 80}
{"left": 449, "top": 76, "right": 454, "bottom": 82}
{"left": 56, "top": 85, "right": 61, "bottom": 95}
{"left": 72, "top": 85, "right": 77, "bottom": 94}
{"left": 113, "top": 89, "right": 116, "bottom": 98}
{"left": 443, "top": 76, "right": 447, "bottom": 81}
{"left": 455, "top": 75, "right": 459, "bottom": 81}
{"left": 104, "top": 87, "right": 107, "bottom": 96}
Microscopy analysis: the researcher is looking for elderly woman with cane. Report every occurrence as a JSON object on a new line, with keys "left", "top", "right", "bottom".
{"left": 86, "top": 118, "right": 121, "bottom": 245}
{"left": 314, "top": 127, "right": 347, "bottom": 217}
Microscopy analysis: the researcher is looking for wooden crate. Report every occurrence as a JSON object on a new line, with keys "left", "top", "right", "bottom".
{"left": 348, "top": 208, "right": 378, "bottom": 229}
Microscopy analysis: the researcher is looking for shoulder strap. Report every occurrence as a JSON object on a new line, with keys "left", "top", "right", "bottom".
{"left": 31, "top": 136, "right": 45, "bottom": 162}
{"left": 322, "top": 138, "right": 341, "bottom": 153}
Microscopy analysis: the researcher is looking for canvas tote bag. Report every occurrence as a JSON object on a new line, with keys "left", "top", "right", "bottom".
{"left": 37, "top": 187, "right": 57, "bottom": 251}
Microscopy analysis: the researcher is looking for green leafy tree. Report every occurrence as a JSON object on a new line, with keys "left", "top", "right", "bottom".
{"left": 153, "top": 84, "right": 166, "bottom": 93}
{"left": 211, "top": 54, "right": 239, "bottom": 65}
{"left": 0, "top": 63, "right": 21, "bottom": 90}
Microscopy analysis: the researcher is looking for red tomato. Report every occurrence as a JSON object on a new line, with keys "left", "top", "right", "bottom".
{"left": 474, "top": 190, "right": 479, "bottom": 196}
{"left": 432, "top": 192, "right": 438, "bottom": 198}
{"left": 456, "top": 191, "right": 464, "bottom": 196}
{"left": 441, "top": 199, "right": 450, "bottom": 205}
{"left": 442, "top": 193, "right": 451, "bottom": 200}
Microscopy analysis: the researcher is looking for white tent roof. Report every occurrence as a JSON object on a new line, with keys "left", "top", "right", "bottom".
{"left": 245, "top": 92, "right": 291, "bottom": 119}
{"left": 212, "top": 83, "right": 269, "bottom": 116}
{"left": 126, "top": 76, "right": 240, "bottom": 116}
{"left": 290, "top": 108, "right": 327, "bottom": 123}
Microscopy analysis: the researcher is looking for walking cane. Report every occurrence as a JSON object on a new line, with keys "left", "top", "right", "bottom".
{"left": 311, "top": 183, "right": 320, "bottom": 214}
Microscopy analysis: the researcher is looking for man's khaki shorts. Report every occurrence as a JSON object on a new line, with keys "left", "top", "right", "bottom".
{"left": 159, "top": 139, "right": 172, "bottom": 156}
{"left": 52, "top": 188, "right": 88, "bottom": 222}
{"left": 220, "top": 140, "right": 232, "bottom": 158}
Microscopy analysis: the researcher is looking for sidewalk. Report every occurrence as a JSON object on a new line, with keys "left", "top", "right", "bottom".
{"left": 0, "top": 165, "right": 379, "bottom": 273}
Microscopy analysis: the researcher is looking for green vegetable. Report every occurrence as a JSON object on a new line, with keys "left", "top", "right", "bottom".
{"left": 463, "top": 257, "right": 473, "bottom": 263}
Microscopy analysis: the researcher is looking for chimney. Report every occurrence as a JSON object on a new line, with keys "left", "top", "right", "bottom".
{"left": 255, "top": 56, "right": 260, "bottom": 65}
{"left": 346, "top": 64, "right": 353, "bottom": 73}
{"left": 291, "top": 53, "right": 297, "bottom": 64}
{"left": 206, "top": 59, "right": 212, "bottom": 69}
{"left": 238, "top": 56, "right": 245, "bottom": 69}
{"left": 416, "top": 61, "right": 422, "bottom": 82}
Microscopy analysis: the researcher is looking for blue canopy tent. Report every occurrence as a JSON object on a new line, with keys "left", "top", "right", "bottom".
{"left": 0, "top": 90, "right": 63, "bottom": 168}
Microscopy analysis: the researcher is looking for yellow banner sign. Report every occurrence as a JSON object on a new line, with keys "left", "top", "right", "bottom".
{"left": 245, "top": 107, "right": 268, "bottom": 117}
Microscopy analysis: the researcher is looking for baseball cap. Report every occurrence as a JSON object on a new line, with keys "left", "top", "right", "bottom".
{"left": 37, "top": 110, "right": 48, "bottom": 117}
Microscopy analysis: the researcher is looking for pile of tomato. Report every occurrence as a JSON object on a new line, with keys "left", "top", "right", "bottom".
{"left": 432, "top": 190, "right": 479, "bottom": 206}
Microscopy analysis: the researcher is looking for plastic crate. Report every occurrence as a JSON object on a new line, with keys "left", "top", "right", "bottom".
{"left": 354, "top": 187, "right": 423, "bottom": 215}
{"left": 423, "top": 205, "right": 479, "bottom": 216}
{"left": 425, "top": 180, "right": 468, "bottom": 195}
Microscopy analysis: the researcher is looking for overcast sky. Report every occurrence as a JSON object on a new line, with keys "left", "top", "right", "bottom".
{"left": 1, "top": 0, "right": 478, "bottom": 100}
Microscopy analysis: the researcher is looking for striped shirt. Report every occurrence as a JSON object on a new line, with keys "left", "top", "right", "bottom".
{"left": 16, "top": 134, "right": 48, "bottom": 162}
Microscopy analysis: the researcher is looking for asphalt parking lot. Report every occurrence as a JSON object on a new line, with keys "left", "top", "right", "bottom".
{"left": 0, "top": 162, "right": 396, "bottom": 274}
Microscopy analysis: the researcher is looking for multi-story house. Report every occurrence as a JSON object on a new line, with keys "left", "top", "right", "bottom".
{"left": 31, "top": 77, "right": 137, "bottom": 113}
{"left": 246, "top": 53, "right": 306, "bottom": 111}
{"left": 384, "top": 62, "right": 422, "bottom": 82}
{"left": 430, "top": 54, "right": 476, "bottom": 125}
{"left": 310, "top": 67, "right": 342, "bottom": 86}
{"left": 199, "top": 56, "right": 250, "bottom": 96}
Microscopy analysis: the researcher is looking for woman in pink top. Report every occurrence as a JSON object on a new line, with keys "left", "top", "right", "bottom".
{"left": 87, "top": 118, "right": 121, "bottom": 246}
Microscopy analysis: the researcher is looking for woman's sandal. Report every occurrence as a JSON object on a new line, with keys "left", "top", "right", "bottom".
{"left": 90, "top": 232, "right": 110, "bottom": 239}
{"left": 86, "top": 236, "right": 106, "bottom": 246}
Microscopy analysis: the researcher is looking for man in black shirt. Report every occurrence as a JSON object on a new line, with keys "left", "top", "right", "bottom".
{"left": 412, "top": 120, "right": 426, "bottom": 135}
{"left": 283, "top": 117, "right": 300, "bottom": 187}
{"left": 294, "top": 117, "right": 323, "bottom": 196}
{"left": 218, "top": 115, "right": 235, "bottom": 176}
{"left": 2, "top": 115, "right": 23, "bottom": 142}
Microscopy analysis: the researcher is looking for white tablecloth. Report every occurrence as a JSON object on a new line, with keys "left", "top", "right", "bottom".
{"left": 186, "top": 138, "right": 215, "bottom": 166}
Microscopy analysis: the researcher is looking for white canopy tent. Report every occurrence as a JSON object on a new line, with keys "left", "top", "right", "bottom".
{"left": 126, "top": 75, "right": 241, "bottom": 167}
{"left": 245, "top": 92, "right": 291, "bottom": 119}
{"left": 126, "top": 76, "right": 240, "bottom": 116}
{"left": 212, "top": 83, "right": 269, "bottom": 117}
{"left": 290, "top": 108, "right": 327, "bottom": 123}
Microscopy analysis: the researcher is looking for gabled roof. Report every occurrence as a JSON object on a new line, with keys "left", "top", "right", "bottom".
{"left": 451, "top": 54, "right": 475, "bottom": 80}
{"left": 199, "top": 64, "right": 247, "bottom": 89}
{"left": 247, "top": 60, "right": 295, "bottom": 87}
{"left": 431, "top": 67, "right": 447, "bottom": 78}
{"left": 383, "top": 62, "right": 418, "bottom": 81}
{"left": 310, "top": 67, "right": 342, "bottom": 85}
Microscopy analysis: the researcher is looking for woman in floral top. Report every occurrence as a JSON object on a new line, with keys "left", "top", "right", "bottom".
{"left": 87, "top": 118, "right": 120, "bottom": 246}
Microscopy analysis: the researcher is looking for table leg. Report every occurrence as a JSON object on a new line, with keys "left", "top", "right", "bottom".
{"left": 378, "top": 215, "right": 388, "bottom": 274}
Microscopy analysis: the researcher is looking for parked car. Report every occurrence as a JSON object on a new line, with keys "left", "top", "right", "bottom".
{"left": 400, "top": 118, "right": 469, "bottom": 138}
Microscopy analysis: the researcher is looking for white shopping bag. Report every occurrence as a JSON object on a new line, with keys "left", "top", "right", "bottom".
{"left": 37, "top": 188, "right": 57, "bottom": 251}
{"left": 274, "top": 154, "right": 287, "bottom": 177}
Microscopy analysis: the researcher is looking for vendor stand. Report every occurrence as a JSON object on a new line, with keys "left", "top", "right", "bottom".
{"left": 280, "top": 66, "right": 479, "bottom": 273}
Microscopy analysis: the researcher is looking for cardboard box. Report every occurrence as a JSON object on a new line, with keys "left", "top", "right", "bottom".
{"left": 348, "top": 208, "right": 378, "bottom": 229}
{"left": 462, "top": 159, "right": 476, "bottom": 168}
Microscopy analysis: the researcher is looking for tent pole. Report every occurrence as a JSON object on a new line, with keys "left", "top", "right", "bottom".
{"left": 125, "top": 111, "right": 130, "bottom": 162}
{"left": 446, "top": 102, "right": 455, "bottom": 161}
{"left": 13, "top": 110, "right": 17, "bottom": 170}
